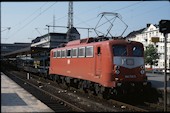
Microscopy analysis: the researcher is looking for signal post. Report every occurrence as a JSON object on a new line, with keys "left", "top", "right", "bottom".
{"left": 159, "top": 20, "right": 170, "bottom": 112}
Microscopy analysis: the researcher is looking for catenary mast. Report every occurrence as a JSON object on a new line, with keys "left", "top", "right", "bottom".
{"left": 68, "top": 1, "right": 73, "bottom": 30}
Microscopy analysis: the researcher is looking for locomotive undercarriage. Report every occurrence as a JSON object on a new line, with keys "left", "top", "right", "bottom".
{"left": 46, "top": 74, "right": 153, "bottom": 100}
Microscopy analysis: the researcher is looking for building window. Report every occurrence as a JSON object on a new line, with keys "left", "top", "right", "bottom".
{"left": 78, "top": 47, "right": 85, "bottom": 57}
{"left": 86, "top": 46, "right": 93, "bottom": 57}
{"left": 72, "top": 48, "right": 78, "bottom": 58}
{"left": 2, "top": 46, "right": 7, "bottom": 49}
{"left": 156, "top": 45, "right": 158, "bottom": 48}
{"left": 156, "top": 31, "right": 158, "bottom": 36}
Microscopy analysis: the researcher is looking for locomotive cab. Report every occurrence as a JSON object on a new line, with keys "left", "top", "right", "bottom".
{"left": 111, "top": 40, "right": 150, "bottom": 89}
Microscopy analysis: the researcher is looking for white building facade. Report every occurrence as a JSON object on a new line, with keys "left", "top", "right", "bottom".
{"left": 126, "top": 24, "right": 170, "bottom": 69}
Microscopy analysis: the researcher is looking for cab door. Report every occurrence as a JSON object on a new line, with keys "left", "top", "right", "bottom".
{"left": 95, "top": 46, "right": 102, "bottom": 77}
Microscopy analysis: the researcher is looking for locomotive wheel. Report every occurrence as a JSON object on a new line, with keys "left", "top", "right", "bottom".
{"left": 65, "top": 77, "right": 71, "bottom": 88}
{"left": 102, "top": 88, "right": 111, "bottom": 100}
{"left": 60, "top": 77, "right": 68, "bottom": 89}
{"left": 52, "top": 75, "right": 57, "bottom": 81}
{"left": 110, "top": 88, "right": 118, "bottom": 99}
{"left": 94, "top": 84, "right": 103, "bottom": 98}
{"left": 77, "top": 80, "right": 88, "bottom": 93}
{"left": 72, "top": 79, "right": 79, "bottom": 89}
{"left": 77, "top": 81, "right": 84, "bottom": 92}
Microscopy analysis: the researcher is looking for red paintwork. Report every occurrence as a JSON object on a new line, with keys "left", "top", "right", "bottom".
{"left": 49, "top": 38, "right": 146, "bottom": 88}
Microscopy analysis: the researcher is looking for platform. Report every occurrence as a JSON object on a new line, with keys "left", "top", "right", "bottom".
{"left": 1, "top": 72, "right": 54, "bottom": 112}
{"left": 146, "top": 72, "right": 170, "bottom": 91}
{"left": 147, "top": 72, "right": 170, "bottom": 105}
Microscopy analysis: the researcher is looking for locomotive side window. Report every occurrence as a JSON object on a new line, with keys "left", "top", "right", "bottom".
{"left": 57, "top": 50, "right": 61, "bottom": 58}
{"left": 67, "top": 49, "right": 71, "bottom": 58}
{"left": 113, "top": 45, "right": 127, "bottom": 56}
{"left": 78, "top": 47, "right": 85, "bottom": 57}
{"left": 53, "top": 51, "right": 57, "bottom": 58}
{"left": 132, "top": 46, "right": 143, "bottom": 57}
{"left": 86, "top": 46, "right": 93, "bottom": 57}
{"left": 72, "top": 48, "right": 78, "bottom": 58}
{"left": 61, "top": 50, "right": 66, "bottom": 58}
{"left": 97, "top": 47, "right": 101, "bottom": 55}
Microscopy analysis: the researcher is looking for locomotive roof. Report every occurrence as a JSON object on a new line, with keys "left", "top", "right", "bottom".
{"left": 66, "top": 37, "right": 94, "bottom": 46}
{"left": 51, "top": 37, "right": 143, "bottom": 51}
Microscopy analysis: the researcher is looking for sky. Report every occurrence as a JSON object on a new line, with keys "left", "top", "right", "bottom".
{"left": 1, "top": 1, "right": 170, "bottom": 44}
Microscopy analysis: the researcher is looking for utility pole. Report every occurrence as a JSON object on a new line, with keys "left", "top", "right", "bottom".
{"left": 46, "top": 25, "right": 50, "bottom": 40}
{"left": 53, "top": 14, "right": 55, "bottom": 32}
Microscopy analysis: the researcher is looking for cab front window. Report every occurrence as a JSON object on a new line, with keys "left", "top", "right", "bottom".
{"left": 113, "top": 45, "right": 127, "bottom": 56}
{"left": 132, "top": 46, "right": 143, "bottom": 57}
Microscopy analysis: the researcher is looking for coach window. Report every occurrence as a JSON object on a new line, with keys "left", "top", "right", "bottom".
{"left": 61, "top": 50, "right": 66, "bottom": 58}
{"left": 67, "top": 49, "right": 71, "bottom": 58}
{"left": 57, "top": 50, "right": 61, "bottom": 58}
{"left": 86, "top": 46, "right": 93, "bottom": 57}
{"left": 72, "top": 48, "right": 78, "bottom": 58}
{"left": 78, "top": 47, "right": 85, "bottom": 57}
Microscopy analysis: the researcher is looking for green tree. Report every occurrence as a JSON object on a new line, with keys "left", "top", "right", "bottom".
{"left": 144, "top": 44, "right": 160, "bottom": 68}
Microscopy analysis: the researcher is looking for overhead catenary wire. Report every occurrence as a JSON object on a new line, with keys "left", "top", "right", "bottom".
{"left": 125, "top": 3, "right": 169, "bottom": 33}
{"left": 47, "top": 1, "right": 145, "bottom": 36}
{"left": 10, "top": 2, "right": 49, "bottom": 29}
{"left": 49, "top": 2, "right": 143, "bottom": 32}
{"left": 5, "top": 2, "right": 57, "bottom": 43}
{"left": 73, "top": 1, "right": 143, "bottom": 37}
{"left": 11, "top": 2, "right": 142, "bottom": 38}
{"left": 74, "top": 1, "right": 143, "bottom": 28}
{"left": 4, "top": 1, "right": 168, "bottom": 43}
{"left": 46, "top": 2, "right": 110, "bottom": 26}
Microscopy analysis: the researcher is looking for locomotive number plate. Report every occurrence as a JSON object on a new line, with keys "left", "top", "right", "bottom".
{"left": 125, "top": 75, "right": 136, "bottom": 78}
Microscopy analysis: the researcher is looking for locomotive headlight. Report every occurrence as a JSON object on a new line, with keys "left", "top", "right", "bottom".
{"left": 115, "top": 70, "right": 120, "bottom": 74}
{"left": 140, "top": 65, "right": 144, "bottom": 69}
{"left": 140, "top": 70, "right": 145, "bottom": 74}
{"left": 115, "top": 65, "right": 120, "bottom": 70}
{"left": 115, "top": 78, "right": 119, "bottom": 81}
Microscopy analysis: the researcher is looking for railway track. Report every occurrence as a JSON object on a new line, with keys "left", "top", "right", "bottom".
{"left": 3, "top": 67, "right": 170, "bottom": 112}
{"left": 3, "top": 69, "right": 158, "bottom": 112}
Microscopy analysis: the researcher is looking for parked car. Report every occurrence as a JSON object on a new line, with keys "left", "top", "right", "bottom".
{"left": 152, "top": 69, "right": 163, "bottom": 74}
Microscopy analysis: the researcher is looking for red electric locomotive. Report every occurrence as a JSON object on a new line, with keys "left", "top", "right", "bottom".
{"left": 49, "top": 37, "right": 151, "bottom": 98}
{"left": 49, "top": 12, "right": 151, "bottom": 98}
